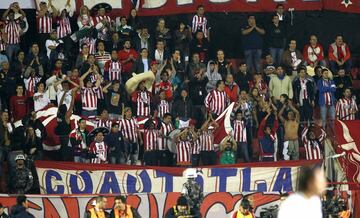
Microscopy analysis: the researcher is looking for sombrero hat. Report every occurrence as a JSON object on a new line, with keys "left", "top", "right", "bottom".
{"left": 91, "top": 3, "right": 112, "bottom": 14}
{"left": 125, "top": 71, "right": 155, "bottom": 94}
{"left": 88, "top": 127, "right": 110, "bottom": 139}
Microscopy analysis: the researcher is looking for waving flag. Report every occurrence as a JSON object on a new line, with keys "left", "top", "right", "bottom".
{"left": 212, "top": 102, "right": 235, "bottom": 144}
{"left": 334, "top": 120, "right": 360, "bottom": 189}
{"left": 36, "top": 107, "right": 95, "bottom": 151}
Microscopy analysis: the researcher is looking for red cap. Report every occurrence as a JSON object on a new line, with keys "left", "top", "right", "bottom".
{"left": 151, "top": 60, "right": 158, "bottom": 66}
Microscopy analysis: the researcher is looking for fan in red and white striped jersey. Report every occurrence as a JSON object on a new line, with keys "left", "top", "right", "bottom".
{"left": 131, "top": 82, "right": 152, "bottom": 117}
{"left": 177, "top": 140, "right": 192, "bottom": 166}
{"left": 119, "top": 116, "right": 139, "bottom": 144}
{"left": 36, "top": 2, "right": 53, "bottom": 34}
{"left": 199, "top": 130, "right": 214, "bottom": 151}
{"left": 336, "top": 89, "right": 358, "bottom": 120}
{"left": 4, "top": 18, "right": 21, "bottom": 45}
{"left": 204, "top": 81, "right": 229, "bottom": 116}
{"left": 143, "top": 129, "right": 159, "bottom": 151}
{"left": 301, "top": 126, "right": 326, "bottom": 160}
{"left": 192, "top": 5, "right": 209, "bottom": 38}
{"left": 96, "top": 109, "right": 112, "bottom": 130}
{"left": 158, "top": 99, "right": 170, "bottom": 118}
{"left": 24, "top": 76, "right": 42, "bottom": 97}
{"left": 81, "top": 86, "right": 99, "bottom": 112}
{"left": 192, "top": 137, "right": 201, "bottom": 156}
{"left": 104, "top": 50, "right": 122, "bottom": 82}
{"left": 157, "top": 118, "right": 174, "bottom": 151}
{"left": 56, "top": 7, "right": 73, "bottom": 39}
{"left": 95, "top": 41, "right": 111, "bottom": 74}
{"left": 88, "top": 137, "right": 108, "bottom": 164}
{"left": 79, "top": 37, "right": 96, "bottom": 54}
{"left": 233, "top": 119, "right": 247, "bottom": 143}
{"left": 93, "top": 10, "right": 112, "bottom": 41}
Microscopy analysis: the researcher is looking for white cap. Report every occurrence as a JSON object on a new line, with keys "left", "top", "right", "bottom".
{"left": 15, "top": 154, "right": 26, "bottom": 161}
{"left": 183, "top": 168, "right": 197, "bottom": 179}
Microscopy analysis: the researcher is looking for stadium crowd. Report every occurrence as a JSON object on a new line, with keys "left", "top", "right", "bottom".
{"left": 0, "top": 1, "right": 358, "bottom": 195}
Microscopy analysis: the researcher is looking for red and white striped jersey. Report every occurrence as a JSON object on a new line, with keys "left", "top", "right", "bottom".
{"left": 192, "top": 15, "right": 208, "bottom": 37}
{"left": 96, "top": 119, "right": 112, "bottom": 129}
{"left": 5, "top": 20, "right": 20, "bottom": 44}
{"left": 93, "top": 15, "right": 112, "bottom": 40}
{"left": 119, "top": 118, "right": 139, "bottom": 143}
{"left": 96, "top": 86, "right": 105, "bottom": 100}
{"left": 192, "top": 138, "right": 201, "bottom": 155}
{"left": 135, "top": 91, "right": 151, "bottom": 117}
{"left": 79, "top": 37, "right": 96, "bottom": 54}
{"left": 199, "top": 130, "right": 214, "bottom": 151}
{"left": 95, "top": 52, "right": 111, "bottom": 73}
{"left": 204, "top": 90, "right": 229, "bottom": 116}
{"left": 157, "top": 122, "right": 174, "bottom": 150}
{"left": 104, "top": 60, "right": 122, "bottom": 81}
{"left": 301, "top": 127, "right": 326, "bottom": 160}
{"left": 81, "top": 87, "right": 99, "bottom": 111}
{"left": 336, "top": 97, "right": 358, "bottom": 121}
{"left": 233, "top": 120, "right": 247, "bottom": 143}
{"left": 57, "top": 16, "right": 72, "bottom": 38}
{"left": 93, "top": 15, "right": 111, "bottom": 26}
{"left": 37, "top": 12, "right": 52, "bottom": 34}
{"left": 0, "top": 33, "right": 6, "bottom": 51}
{"left": 176, "top": 140, "right": 192, "bottom": 165}
{"left": 89, "top": 141, "right": 108, "bottom": 164}
{"left": 143, "top": 129, "right": 159, "bottom": 151}
{"left": 158, "top": 100, "right": 170, "bottom": 118}
{"left": 24, "top": 77, "right": 41, "bottom": 97}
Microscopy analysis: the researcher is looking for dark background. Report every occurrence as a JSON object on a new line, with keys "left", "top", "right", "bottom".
{"left": 2, "top": 9, "right": 360, "bottom": 62}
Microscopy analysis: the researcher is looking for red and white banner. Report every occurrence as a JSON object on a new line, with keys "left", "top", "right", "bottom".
{"left": 28, "top": 0, "right": 360, "bottom": 14}
{"left": 334, "top": 120, "right": 360, "bottom": 190}
{"left": 0, "top": 192, "right": 283, "bottom": 218}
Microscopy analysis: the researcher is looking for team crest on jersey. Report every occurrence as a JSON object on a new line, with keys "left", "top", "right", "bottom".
{"left": 341, "top": 0, "right": 353, "bottom": 8}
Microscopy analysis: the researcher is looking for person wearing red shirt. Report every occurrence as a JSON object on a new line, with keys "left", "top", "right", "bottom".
{"left": 224, "top": 74, "right": 239, "bottom": 103}
{"left": 303, "top": 35, "right": 325, "bottom": 67}
{"left": 118, "top": 39, "right": 138, "bottom": 82}
{"left": 10, "top": 84, "right": 28, "bottom": 122}
{"left": 328, "top": 35, "right": 351, "bottom": 73}
{"left": 249, "top": 73, "right": 268, "bottom": 100}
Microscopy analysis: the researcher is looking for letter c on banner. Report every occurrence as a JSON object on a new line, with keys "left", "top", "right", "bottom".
{"left": 45, "top": 170, "right": 64, "bottom": 194}
{"left": 69, "top": 171, "right": 93, "bottom": 194}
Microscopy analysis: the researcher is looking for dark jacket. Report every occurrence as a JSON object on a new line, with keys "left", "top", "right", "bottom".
{"left": 334, "top": 75, "right": 352, "bottom": 99}
{"left": 189, "top": 77, "right": 208, "bottom": 106}
{"left": 292, "top": 77, "right": 315, "bottom": 104}
{"left": 131, "top": 58, "right": 152, "bottom": 74}
{"left": 0, "top": 121, "right": 14, "bottom": 150}
{"left": 24, "top": 53, "right": 49, "bottom": 77}
{"left": 105, "top": 131, "right": 125, "bottom": 154}
{"left": 172, "top": 97, "right": 193, "bottom": 119}
{"left": 133, "top": 35, "right": 154, "bottom": 55}
{"left": 10, "top": 205, "right": 34, "bottom": 218}
{"left": 267, "top": 23, "right": 286, "bottom": 48}
{"left": 105, "top": 86, "right": 127, "bottom": 115}
{"left": 109, "top": 207, "right": 142, "bottom": 218}
{"left": 0, "top": 212, "right": 9, "bottom": 218}
{"left": 281, "top": 49, "right": 304, "bottom": 72}
{"left": 234, "top": 71, "right": 251, "bottom": 92}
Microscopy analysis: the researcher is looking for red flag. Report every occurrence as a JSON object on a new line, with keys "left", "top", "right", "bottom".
{"left": 212, "top": 102, "right": 235, "bottom": 144}
{"left": 35, "top": 107, "right": 95, "bottom": 151}
{"left": 334, "top": 120, "right": 360, "bottom": 189}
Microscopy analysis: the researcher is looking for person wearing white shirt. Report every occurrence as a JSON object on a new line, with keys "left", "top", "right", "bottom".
{"left": 278, "top": 166, "right": 326, "bottom": 218}
{"left": 45, "top": 30, "right": 63, "bottom": 59}
{"left": 33, "top": 82, "right": 50, "bottom": 111}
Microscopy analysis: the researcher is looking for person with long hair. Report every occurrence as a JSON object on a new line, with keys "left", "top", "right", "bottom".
{"left": 278, "top": 166, "right": 326, "bottom": 218}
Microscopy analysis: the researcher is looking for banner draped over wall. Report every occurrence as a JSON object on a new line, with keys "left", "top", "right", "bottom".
{"left": 0, "top": 192, "right": 283, "bottom": 218}
{"left": 30, "top": 0, "right": 360, "bottom": 15}
{"left": 35, "top": 160, "right": 320, "bottom": 195}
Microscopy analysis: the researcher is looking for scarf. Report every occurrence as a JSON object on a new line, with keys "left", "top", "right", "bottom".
{"left": 278, "top": 73, "right": 285, "bottom": 80}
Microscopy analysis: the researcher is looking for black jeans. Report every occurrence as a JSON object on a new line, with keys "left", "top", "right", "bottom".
{"left": 237, "top": 142, "right": 250, "bottom": 163}
{"left": 299, "top": 100, "right": 313, "bottom": 123}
